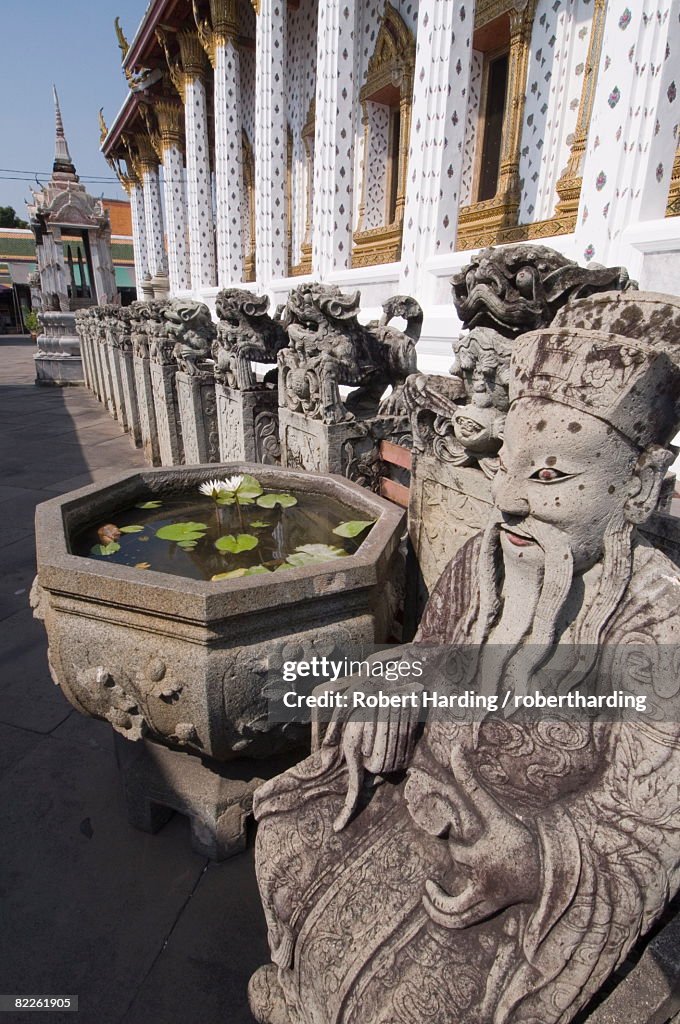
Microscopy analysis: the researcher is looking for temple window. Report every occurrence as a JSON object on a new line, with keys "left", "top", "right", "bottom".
{"left": 472, "top": 16, "right": 511, "bottom": 204}
{"left": 352, "top": 4, "right": 415, "bottom": 268}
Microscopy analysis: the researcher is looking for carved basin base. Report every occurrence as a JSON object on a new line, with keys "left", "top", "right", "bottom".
{"left": 33, "top": 463, "right": 406, "bottom": 855}
{"left": 115, "top": 735, "right": 266, "bottom": 860}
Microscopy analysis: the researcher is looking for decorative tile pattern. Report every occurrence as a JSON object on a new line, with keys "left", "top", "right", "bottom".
{"left": 256, "top": 0, "right": 288, "bottom": 283}
{"left": 400, "top": 0, "right": 474, "bottom": 291}
{"left": 576, "top": 0, "right": 680, "bottom": 264}
{"left": 312, "top": 0, "right": 361, "bottom": 276}
{"left": 519, "top": 0, "right": 593, "bottom": 223}
{"left": 161, "top": 144, "right": 191, "bottom": 291}
{"left": 286, "top": 0, "right": 318, "bottom": 264}
{"left": 142, "top": 167, "right": 165, "bottom": 277}
{"left": 185, "top": 75, "right": 217, "bottom": 287}
{"left": 129, "top": 183, "right": 149, "bottom": 295}
{"left": 215, "top": 38, "right": 244, "bottom": 285}
{"left": 364, "top": 102, "right": 391, "bottom": 228}
{"left": 460, "top": 49, "right": 482, "bottom": 206}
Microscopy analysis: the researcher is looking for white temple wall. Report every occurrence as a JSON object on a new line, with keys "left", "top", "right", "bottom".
{"left": 239, "top": 1, "right": 257, "bottom": 153}
{"left": 286, "top": 0, "right": 318, "bottom": 266}
{"left": 518, "top": 0, "right": 594, "bottom": 224}
{"left": 460, "top": 50, "right": 483, "bottom": 207}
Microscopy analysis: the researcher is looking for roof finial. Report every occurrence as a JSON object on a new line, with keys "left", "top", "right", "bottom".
{"left": 52, "top": 85, "right": 77, "bottom": 176}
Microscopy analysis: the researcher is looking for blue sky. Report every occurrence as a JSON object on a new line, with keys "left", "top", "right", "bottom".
{"left": 0, "top": 1, "right": 149, "bottom": 218}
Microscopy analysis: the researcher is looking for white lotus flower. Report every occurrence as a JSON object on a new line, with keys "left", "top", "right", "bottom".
{"left": 199, "top": 478, "right": 230, "bottom": 499}
{"left": 222, "top": 474, "right": 244, "bottom": 492}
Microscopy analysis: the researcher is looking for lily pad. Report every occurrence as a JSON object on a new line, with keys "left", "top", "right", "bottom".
{"left": 285, "top": 543, "right": 347, "bottom": 567}
{"left": 90, "top": 541, "right": 121, "bottom": 557}
{"left": 120, "top": 525, "right": 145, "bottom": 534}
{"left": 215, "top": 533, "right": 259, "bottom": 554}
{"left": 332, "top": 519, "right": 375, "bottom": 538}
{"left": 235, "top": 474, "right": 264, "bottom": 501}
{"left": 135, "top": 500, "right": 162, "bottom": 510}
{"left": 256, "top": 493, "right": 298, "bottom": 509}
{"left": 216, "top": 474, "right": 264, "bottom": 506}
{"left": 211, "top": 565, "right": 270, "bottom": 581}
{"left": 250, "top": 520, "right": 270, "bottom": 529}
{"left": 156, "top": 521, "right": 208, "bottom": 544}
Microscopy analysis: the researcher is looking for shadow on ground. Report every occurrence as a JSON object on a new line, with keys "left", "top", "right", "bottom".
{"left": 0, "top": 340, "right": 265, "bottom": 1024}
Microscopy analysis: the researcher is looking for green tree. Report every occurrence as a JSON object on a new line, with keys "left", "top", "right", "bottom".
{"left": 0, "top": 206, "right": 29, "bottom": 229}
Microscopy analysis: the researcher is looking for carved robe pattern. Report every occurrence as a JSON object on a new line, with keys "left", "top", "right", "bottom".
{"left": 253, "top": 535, "right": 680, "bottom": 1024}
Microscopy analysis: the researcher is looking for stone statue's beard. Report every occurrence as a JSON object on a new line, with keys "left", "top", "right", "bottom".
{"left": 471, "top": 509, "right": 636, "bottom": 700}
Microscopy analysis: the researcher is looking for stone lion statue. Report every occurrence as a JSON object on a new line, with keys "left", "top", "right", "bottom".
{"left": 161, "top": 298, "right": 216, "bottom": 374}
{"left": 407, "top": 244, "right": 636, "bottom": 474}
{"left": 213, "top": 288, "right": 288, "bottom": 390}
{"left": 279, "top": 283, "right": 423, "bottom": 424}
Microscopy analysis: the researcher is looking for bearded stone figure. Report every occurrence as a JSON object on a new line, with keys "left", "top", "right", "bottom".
{"left": 248, "top": 292, "right": 680, "bottom": 1024}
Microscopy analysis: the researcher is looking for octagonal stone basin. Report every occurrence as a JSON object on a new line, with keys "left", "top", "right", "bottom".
{"left": 33, "top": 464, "right": 405, "bottom": 762}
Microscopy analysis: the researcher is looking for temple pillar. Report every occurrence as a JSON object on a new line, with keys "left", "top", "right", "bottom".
{"left": 311, "top": 0, "right": 359, "bottom": 279}
{"left": 576, "top": 0, "right": 680, "bottom": 268}
{"left": 155, "top": 99, "right": 192, "bottom": 292}
{"left": 195, "top": 0, "right": 245, "bottom": 286}
{"left": 158, "top": 27, "right": 217, "bottom": 290}
{"left": 127, "top": 178, "right": 150, "bottom": 298}
{"left": 136, "top": 135, "right": 165, "bottom": 279}
{"left": 255, "top": 0, "right": 288, "bottom": 284}
{"left": 400, "top": 0, "right": 476, "bottom": 297}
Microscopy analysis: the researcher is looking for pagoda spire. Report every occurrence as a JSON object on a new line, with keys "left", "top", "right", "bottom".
{"left": 52, "top": 86, "right": 78, "bottom": 177}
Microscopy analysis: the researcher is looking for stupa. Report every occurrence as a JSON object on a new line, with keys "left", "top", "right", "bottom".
{"left": 27, "top": 88, "right": 118, "bottom": 384}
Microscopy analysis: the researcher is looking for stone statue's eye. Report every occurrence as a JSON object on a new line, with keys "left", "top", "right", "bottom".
{"left": 531, "top": 467, "right": 567, "bottom": 482}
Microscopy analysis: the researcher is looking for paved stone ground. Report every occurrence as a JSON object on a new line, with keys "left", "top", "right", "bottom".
{"left": 0, "top": 339, "right": 266, "bottom": 1024}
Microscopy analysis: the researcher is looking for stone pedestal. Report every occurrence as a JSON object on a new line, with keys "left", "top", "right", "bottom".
{"left": 92, "top": 336, "right": 108, "bottom": 405}
{"left": 133, "top": 353, "right": 161, "bottom": 466}
{"left": 119, "top": 348, "right": 141, "bottom": 448}
{"left": 176, "top": 371, "right": 219, "bottom": 465}
{"left": 150, "top": 361, "right": 183, "bottom": 466}
{"left": 34, "top": 311, "right": 84, "bottom": 386}
{"left": 114, "top": 734, "right": 261, "bottom": 861}
{"left": 216, "top": 384, "right": 280, "bottom": 464}
{"left": 279, "top": 408, "right": 370, "bottom": 475}
{"left": 106, "top": 342, "right": 125, "bottom": 424}
{"left": 406, "top": 457, "right": 494, "bottom": 633}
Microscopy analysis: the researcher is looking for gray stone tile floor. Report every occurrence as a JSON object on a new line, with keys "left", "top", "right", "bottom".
{"left": 0, "top": 339, "right": 265, "bottom": 1024}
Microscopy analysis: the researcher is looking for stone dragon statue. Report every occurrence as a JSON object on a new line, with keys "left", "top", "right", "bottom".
{"left": 212, "top": 288, "right": 288, "bottom": 390}
{"left": 406, "top": 244, "right": 636, "bottom": 475}
{"left": 161, "top": 299, "right": 216, "bottom": 374}
{"left": 279, "top": 283, "right": 423, "bottom": 424}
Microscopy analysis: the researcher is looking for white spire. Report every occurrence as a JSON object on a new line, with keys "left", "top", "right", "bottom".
{"left": 52, "top": 85, "right": 75, "bottom": 173}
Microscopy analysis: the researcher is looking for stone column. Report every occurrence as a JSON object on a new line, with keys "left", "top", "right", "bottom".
{"left": 182, "top": 32, "right": 217, "bottom": 289}
{"left": 158, "top": 27, "right": 217, "bottom": 290}
{"left": 400, "top": 0, "right": 476, "bottom": 296}
{"left": 150, "top": 339, "right": 184, "bottom": 466}
{"left": 311, "top": 1, "right": 359, "bottom": 279}
{"left": 255, "top": 0, "right": 288, "bottom": 284}
{"left": 156, "top": 99, "right": 192, "bottom": 292}
{"left": 132, "top": 332, "right": 161, "bottom": 466}
{"left": 195, "top": 0, "right": 245, "bottom": 286}
{"left": 176, "top": 369, "right": 220, "bottom": 464}
{"left": 576, "top": 0, "right": 680, "bottom": 268}
{"left": 127, "top": 178, "right": 150, "bottom": 298}
{"left": 136, "top": 135, "right": 166, "bottom": 280}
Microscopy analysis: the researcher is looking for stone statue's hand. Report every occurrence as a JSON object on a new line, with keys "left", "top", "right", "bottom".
{"left": 422, "top": 745, "right": 540, "bottom": 929}
{"left": 328, "top": 683, "right": 423, "bottom": 832}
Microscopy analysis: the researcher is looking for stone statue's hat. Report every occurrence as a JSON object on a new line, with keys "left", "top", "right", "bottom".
{"left": 509, "top": 292, "right": 680, "bottom": 450}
